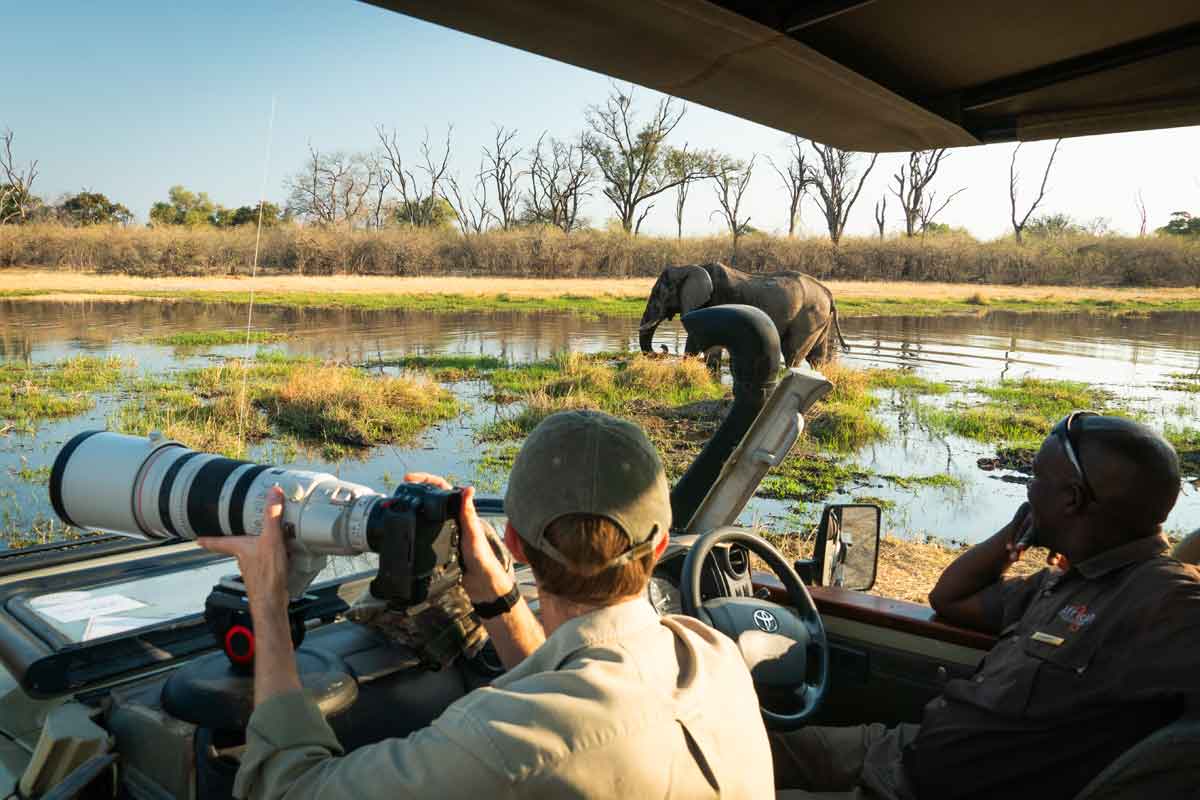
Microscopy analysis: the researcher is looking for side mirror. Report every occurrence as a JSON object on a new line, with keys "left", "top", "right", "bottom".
{"left": 795, "top": 504, "right": 881, "bottom": 591}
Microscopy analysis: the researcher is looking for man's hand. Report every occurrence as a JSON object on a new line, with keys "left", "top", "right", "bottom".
{"left": 197, "top": 485, "right": 290, "bottom": 617}
{"left": 403, "top": 473, "right": 514, "bottom": 604}
{"left": 929, "top": 501, "right": 1035, "bottom": 633}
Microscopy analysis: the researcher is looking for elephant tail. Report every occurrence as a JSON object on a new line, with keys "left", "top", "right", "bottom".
{"left": 832, "top": 301, "right": 850, "bottom": 351}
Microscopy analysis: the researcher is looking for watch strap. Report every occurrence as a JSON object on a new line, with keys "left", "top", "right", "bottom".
{"left": 472, "top": 584, "right": 520, "bottom": 619}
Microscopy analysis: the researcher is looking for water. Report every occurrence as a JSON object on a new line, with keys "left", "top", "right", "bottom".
{"left": 2, "top": 299, "right": 1198, "bottom": 552}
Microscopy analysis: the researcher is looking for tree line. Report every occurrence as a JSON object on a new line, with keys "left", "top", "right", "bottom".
{"left": 4, "top": 85, "right": 1197, "bottom": 246}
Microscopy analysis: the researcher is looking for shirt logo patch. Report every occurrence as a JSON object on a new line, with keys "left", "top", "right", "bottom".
{"left": 1057, "top": 603, "right": 1096, "bottom": 631}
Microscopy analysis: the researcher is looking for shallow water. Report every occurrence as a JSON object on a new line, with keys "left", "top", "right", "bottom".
{"left": 1, "top": 299, "right": 1197, "bottom": 553}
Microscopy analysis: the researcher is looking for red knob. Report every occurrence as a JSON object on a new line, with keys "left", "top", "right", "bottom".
{"left": 224, "top": 625, "right": 255, "bottom": 665}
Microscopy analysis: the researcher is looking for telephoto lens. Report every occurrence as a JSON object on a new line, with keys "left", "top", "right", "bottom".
{"left": 50, "top": 431, "right": 462, "bottom": 599}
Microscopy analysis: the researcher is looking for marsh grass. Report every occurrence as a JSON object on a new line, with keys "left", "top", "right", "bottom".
{"left": 116, "top": 353, "right": 458, "bottom": 459}
{"left": 1162, "top": 372, "right": 1200, "bottom": 393}
{"left": 389, "top": 354, "right": 507, "bottom": 382}
{"left": 804, "top": 363, "right": 889, "bottom": 453}
{"left": 1164, "top": 424, "right": 1200, "bottom": 475}
{"left": 1, "top": 356, "right": 129, "bottom": 431}
{"left": 150, "top": 330, "right": 286, "bottom": 346}
{"left": 919, "top": 377, "right": 1115, "bottom": 445}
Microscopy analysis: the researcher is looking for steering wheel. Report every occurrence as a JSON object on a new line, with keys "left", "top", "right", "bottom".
{"left": 680, "top": 527, "right": 829, "bottom": 731}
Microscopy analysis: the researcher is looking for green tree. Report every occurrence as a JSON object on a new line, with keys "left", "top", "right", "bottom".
{"left": 1157, "top": 211, "right": 1200, "bottom": 237}
{"left": 1024, "top": 212, "right": 1081, "bottom": 238}
{"left": 149, "top": 185, "right": 219, "bottom": 226}
{"left": 227, "top": 202, "right": 282, "bottom": 227}
{"left": 393, "top": 196, "right": 456, "bottom": 229}
{"left": 57, "top": 191, "right": 133, "bottom": 226}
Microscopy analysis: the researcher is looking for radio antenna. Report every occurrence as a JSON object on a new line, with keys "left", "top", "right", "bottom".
{"left": 238, "top": 95, "right": 277, "bottom": 449}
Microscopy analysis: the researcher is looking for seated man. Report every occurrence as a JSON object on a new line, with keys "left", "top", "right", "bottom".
{"left": 774, "top": 414, "right": 1200, "bottom": 799}
{"left": 200, "top": 409, "right": 774, "bottom": 799}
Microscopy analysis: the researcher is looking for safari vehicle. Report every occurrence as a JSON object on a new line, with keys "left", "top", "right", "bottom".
{"left": 3, "top": 2, "right": 1199, "bottom": 797}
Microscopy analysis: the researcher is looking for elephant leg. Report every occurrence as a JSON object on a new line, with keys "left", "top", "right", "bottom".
{"left": 704, "top": 346, "right": 722, "bottom": 373}
{"left": 808, "top": 330, "right": 835, "bottom": 368}
{"left": 784, "top": 324, "right": 827, "bottom": 369}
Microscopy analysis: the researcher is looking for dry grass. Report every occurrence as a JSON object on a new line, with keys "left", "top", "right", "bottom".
{"left": 3, "top": 223, "right": 1199, "bottom": 286}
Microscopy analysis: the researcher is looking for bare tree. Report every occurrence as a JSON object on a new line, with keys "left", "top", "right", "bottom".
{"left": 1, "top": 129, "right": 39, "bottom": 225}
{"left": 482, "top": 126, "right": 522, "bottom": 230}
{"left": 710, "top": 155, "right": 756, "bottom": 259}
{"left": 524, "top": 133, "right": 593, "bottom": 233}
{"left": 447, "top": 162, "right": 492, "bottom": 235}
{"left": 284, "top": 145, "right": 374, "bottom": 227}
{"left": 1135, "top": 190, "right": 1148, "bottom": 237}
{"left": 376, "top": 125, "right": 455, "bottom": 227}
{"left": 1009, "top": 139, "right": 1062, "bottom": 243}
{"left": 808, "top": 143, "right": 879, "bottom": 244}
{"left": 874, "top": 196, "right": 887, "bottom": 239}
{"left": 672, "top": 144, "right": 692, "bottom": 240}
{"left": 891, "top": 149, "right": 952, "bottom": 237}
{"left": 917, "top": 186, "right": 967, "bottom": 233}
{"left": 366, "top": 153, "right": 393, "bottom": 230}
{"left": 767, "top": 136, "right": 813, "bottom": 237}
{"left": 582, "top": 84, "right": 715, "bottom": 234}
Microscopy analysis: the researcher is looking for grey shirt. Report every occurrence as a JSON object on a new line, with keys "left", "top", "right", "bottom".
{"left": 236, "top": 599, "right": 774, "bottom": 799}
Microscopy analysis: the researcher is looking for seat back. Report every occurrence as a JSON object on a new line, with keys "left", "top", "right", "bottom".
{"left": 1073, "top": 711, "right": 1200, "bottom": 799}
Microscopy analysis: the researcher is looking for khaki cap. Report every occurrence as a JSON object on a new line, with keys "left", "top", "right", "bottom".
{"left": 505, "top": 410, "right": 671, "bottom": 574}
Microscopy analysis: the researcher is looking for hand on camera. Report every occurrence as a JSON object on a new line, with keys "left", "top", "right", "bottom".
{"left": 197, "top": 485, "right": 290, "bottom": 618}
{"left": 404, "top": 473, "right": 516, "bottom": 604}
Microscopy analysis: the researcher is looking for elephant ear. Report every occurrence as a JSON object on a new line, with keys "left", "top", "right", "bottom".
{"left": 678, "top": 266, "right": 714, "bottom": 315}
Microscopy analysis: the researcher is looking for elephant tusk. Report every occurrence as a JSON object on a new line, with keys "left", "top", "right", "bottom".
{"left": 638, "top": 320, "right": 661, "bottom": 332}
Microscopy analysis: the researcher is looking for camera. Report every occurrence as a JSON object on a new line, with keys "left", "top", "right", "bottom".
{"left": 50, "top": 430, "right": 464, "bottom": 605}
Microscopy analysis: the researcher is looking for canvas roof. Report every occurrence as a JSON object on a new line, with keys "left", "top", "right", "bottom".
{"left": 364, "top": 0, "right": 1200, "bottom": 152}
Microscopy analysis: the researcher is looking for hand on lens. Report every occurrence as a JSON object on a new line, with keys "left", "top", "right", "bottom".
{"left": 404, "top": 472, "right": 514, "bottom": 603}
{"left": 197, "top": 485, "right": 290, "bottom": 616}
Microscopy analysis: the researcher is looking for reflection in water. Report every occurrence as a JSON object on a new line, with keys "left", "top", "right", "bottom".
{"left": 1, "top": 299, "right": 1198, "bottom": 547}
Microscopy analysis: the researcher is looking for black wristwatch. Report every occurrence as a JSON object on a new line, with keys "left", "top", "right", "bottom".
{"left": 472, "top": 584, "right": 520, "bottom": 619}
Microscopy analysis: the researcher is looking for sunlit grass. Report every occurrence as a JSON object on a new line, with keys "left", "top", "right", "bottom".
{"left": 1, "top": 356, "right": 129, "bottom": 431}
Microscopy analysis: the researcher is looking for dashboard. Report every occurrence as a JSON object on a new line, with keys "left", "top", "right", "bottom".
{"left": 646, "top": 541, "right": 754, "bottom": 615}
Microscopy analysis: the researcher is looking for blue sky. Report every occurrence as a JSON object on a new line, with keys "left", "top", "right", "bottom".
{"left": 5, "top": 0, "right": 1198, "bottom": 238}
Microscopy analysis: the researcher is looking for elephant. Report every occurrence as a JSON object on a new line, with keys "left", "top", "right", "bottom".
{"left": 638, "top": 262, "right": 848, "bottom": 367}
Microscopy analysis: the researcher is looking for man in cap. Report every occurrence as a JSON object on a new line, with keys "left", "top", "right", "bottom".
{"left": 201, "top": 409, "right": 773, "bottom": 799}
{"left": 773, "top": 414, "right": 1200, "bottom": 799}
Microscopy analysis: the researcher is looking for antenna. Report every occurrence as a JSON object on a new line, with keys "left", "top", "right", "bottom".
{"left": 238, "top": 96, "right": 277, "bottom": 449}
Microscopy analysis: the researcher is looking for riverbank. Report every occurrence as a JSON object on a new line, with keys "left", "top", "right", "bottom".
{"left": 4, "top": 271, "right": 1200, "bottom": 317}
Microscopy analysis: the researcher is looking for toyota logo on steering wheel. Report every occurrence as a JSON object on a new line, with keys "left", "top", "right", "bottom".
{"left": 752, "top": 608, "right": 779, "bottom": 632}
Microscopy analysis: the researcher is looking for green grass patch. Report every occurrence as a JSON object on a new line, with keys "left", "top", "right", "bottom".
{"left": 115, "top": 354, "right": 458, "bottom": 459}
{"left": 1165, "top": 424, "right": 1200, "bottom": 475}
{"left": 804, "top": 364, "right": 889, "bottom": 452}
{"left": 878, "top": 472, "right": 965, "bottom": 490}
{"left": 919, "top": 377, "right": 1115, "bottom": 446}
{"left": 149, "top": 329, "right": 286, "bottom": 346}
{"left": 758, "top": 454, "right": 873, "bottom": 504}
{"left": 391, "top": 354, "right": 507, "bottom": 382}
{"left": 1, "top": 356, "right": 129, "bottom": 431}
{"left": 865, "top": 369, "right": 951, "bottom": 395}
{"left": 9, "top": 464, "right": 51, "bottom": 484}
{"left": 1161, "top": 372, "right": 1200, "bottom": 393}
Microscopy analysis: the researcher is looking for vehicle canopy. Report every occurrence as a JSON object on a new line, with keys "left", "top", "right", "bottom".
{"left": 366, "top": 0, "right": 1200, "bottom": 151}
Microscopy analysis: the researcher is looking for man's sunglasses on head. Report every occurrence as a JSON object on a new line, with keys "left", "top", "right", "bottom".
{"left": 1051, "top": 410, "right": 1100, "bottom": 502}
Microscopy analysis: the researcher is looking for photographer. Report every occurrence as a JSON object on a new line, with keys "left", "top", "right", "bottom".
{"left": 199, "top": 409, "right": 773, "bottom": 799}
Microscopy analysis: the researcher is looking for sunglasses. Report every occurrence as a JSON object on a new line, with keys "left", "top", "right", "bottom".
{"left": 1051, "top": 410, "right": 1100, "bottom": 502}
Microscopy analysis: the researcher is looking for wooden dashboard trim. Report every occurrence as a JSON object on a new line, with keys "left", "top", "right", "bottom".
{"left": 752, "top": 574, "right": 997, "bottom": 651}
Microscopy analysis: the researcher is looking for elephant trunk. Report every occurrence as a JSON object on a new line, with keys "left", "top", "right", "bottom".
{"left": 670, "top": 304, "right": 781, "bottom": 531}
{"left": 638, "top": 297, "right": 661, "bottom": 353}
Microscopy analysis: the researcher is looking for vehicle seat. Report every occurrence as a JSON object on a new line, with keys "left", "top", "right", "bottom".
{"left": 1171, "top": 529, "right": 1200, "bottom": 564}
{"left": 1072, "top": 705, "right": 1200, "bottom": 799}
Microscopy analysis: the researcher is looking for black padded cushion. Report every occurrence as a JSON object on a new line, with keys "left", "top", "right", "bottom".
{"left": 161, "top": 647, "right": 358, "bottom": 731}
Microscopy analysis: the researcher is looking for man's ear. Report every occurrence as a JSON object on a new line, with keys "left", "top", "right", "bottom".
{"left": 504, "top": 522, "right": 529, "bottom": 563}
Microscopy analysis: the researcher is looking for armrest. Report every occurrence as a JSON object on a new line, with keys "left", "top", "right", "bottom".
{"left": 752, "top": 573, "right": 996, "bottom": 651}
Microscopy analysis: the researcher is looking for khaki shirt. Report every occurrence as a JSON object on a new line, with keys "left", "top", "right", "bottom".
{"left": 236, "top": 599, "right": 774, "bottom": 799}
{"left": 903, "top": 534, "right": 1200, "bottom": 800}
